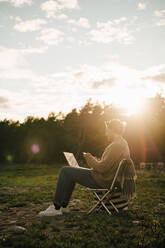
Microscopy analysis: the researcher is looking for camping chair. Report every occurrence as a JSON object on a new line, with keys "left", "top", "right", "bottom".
{"left": 86, "top": 159, "right": 133, "bottom": 215}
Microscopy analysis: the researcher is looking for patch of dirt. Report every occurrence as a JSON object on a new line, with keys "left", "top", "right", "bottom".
{"left": 0, "top": 186, "right": 29, "bottom": 194}
{"left": 0, "top": 199, "right": 86, "bottom": 236}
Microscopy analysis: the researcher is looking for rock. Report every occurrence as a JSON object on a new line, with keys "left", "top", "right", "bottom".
{"left": 158, "top": 203, "right": 165, "bottom": 208}
{"left": 11, "top": 225, "right": 26, "bottom": 234}
{"left": 131, "top": 205, "right": 139, "bottom": 210}
{"left": 7, "top": 221, "right": 17, "bottom": 225}
{"left": 132, "top": 220, "right": 140, "bottom": 225}
{"left": 70, "top": 199, "right": 81, "bottom": 204}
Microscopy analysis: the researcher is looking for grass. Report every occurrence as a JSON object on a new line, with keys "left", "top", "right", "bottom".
{"left": 0, "top": 163, "right": 165, "bottom": 248}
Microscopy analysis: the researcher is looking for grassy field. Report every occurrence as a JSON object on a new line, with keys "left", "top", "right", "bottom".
{"left": 0, "top": 163, "right": 165, "bottom": 248}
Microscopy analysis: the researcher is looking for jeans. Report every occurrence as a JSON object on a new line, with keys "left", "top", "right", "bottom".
{"left": 53, "top": 166, "right": 101, "bottom": 208}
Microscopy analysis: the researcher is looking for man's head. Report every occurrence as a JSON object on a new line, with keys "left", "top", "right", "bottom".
{"left": 105, "top": 119, "right": 126, "bottom": 142}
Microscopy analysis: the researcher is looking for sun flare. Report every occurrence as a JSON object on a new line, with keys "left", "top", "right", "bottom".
{"left": 115, "top": 96, "right": 145, "bottom": 115}
{"left": 113, "top": 89, "right": 147, "bottom": 115}
{"left": 97, "top": 88, "right": 147, "bottom": 115}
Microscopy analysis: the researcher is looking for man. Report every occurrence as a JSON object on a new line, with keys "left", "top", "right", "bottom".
{"left": 38, "top": 119, "right": 135, "bottom": 216}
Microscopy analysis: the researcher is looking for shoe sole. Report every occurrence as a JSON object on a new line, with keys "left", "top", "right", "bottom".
{"left": 38, "top": 212, "right": 62, "bottom": 216}
{"left": 38, "top": 214, "right": 62, "bottom": 216}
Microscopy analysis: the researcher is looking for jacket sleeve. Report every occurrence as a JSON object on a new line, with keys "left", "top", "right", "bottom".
{"left": 85, "top": 143, "right": 122, "bottom": 174}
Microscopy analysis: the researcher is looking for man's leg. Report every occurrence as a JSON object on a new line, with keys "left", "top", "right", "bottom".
{"left": 53, "top": 166, "right": 101, "bottom": 209}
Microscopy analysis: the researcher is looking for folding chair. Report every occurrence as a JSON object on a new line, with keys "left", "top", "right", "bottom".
{"left": 86, "top": 159, "right": 129, "bottom": 215}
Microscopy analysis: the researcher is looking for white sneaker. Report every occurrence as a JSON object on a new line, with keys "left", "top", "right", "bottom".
{"left": 61, "top": 206, "right": 70, "bottom": 213}
{"left": 38, "top": 205, "right": 62, "bottom": 216}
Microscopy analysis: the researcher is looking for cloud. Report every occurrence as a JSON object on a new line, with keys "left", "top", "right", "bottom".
{"left": 37, "top": 28, "right": 64, "bottom": 45}
{"left": 41, "top": 0, "right": 78, "bottom": 18}
{"left": 154, "top": 10, "right": 165, "bottom": 17}
{"left": 21, "top": 46, "right": 48, "bottom": 54}
{"left": 0, "top": 88, "right": 32, "bottom": 110}
{"left": 59, "top": 0, "right": 78, "bottom": 9}
{"left": 0, "top": 0, "right": 32, "bottom": 7}
{"left": 15, "top": 16, "right": 22, "bottom": 21}
{"left": 89, "top": 18, "right": 135, "bottom": 45}
{"left": 68, "top": 17, "right": 90, "bottom": 29}
{"left": 70, "top": 64, "right": 119, "bottom": 91}
{"left": 0, "top": 47, "right": 35, "bottom": 80}
{"left": 113, "top": 17, "right": 128, "bottom": 24}
{"left": 154, "top": 9, "right": 165, "bottom": 26}
{"left": 0, "top": 96, "right": 10, "bottom": 109}
{"left": 91, "top": 78, "right": 116, "bottom": 89}
{"left": 0, "top": 46, "right": 25, "bottom": 70}
{"left": 142, "top": 73, "right": 165, "bottom": 83}
{"left": 156, "top": 19, "right": 165, "bottom": 26}
{"left": 0, "top": 88, "right": 40, "bottom": 121}
{"left": 138, "top": 3, "right": 146, "bottom": 10}
{"left": 0, "top": 68, "right": 34, "bottom": 80}
{"left": 41, "top": 0, "right": 59, "bottom": 18}
{"left": 35, "top": 64, "right": 119, "bottom": 95}
{"left": 78, "top": 40, "right": 91, "bottom": 46}
{"left": 141, "top": 65, "right": 165, "bottom": 90}
{"left": 73, "top": 71, "right": 84, "bottom": 78}
{"left": 56, "top": 14, "right": 68, "bottom": 20}
{"left": 14, "top": 19, "right": 47, "bottom": 32}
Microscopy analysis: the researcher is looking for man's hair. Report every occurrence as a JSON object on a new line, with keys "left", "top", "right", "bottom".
{"left": 105, "top": 119, "right": 126, "bottom": 135}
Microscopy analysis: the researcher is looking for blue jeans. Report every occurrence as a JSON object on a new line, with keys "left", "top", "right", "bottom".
{"left": 53, "top": 166, "right": 101, "bottom": 208}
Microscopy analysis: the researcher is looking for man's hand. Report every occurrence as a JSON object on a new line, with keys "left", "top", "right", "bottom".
{"left": 83, "top": 152, "right": 92, "bottom": 159}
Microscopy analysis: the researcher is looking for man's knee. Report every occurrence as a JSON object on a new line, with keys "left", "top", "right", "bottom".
{"left": 60, "top": 166, "right": 70, "bottom": 175}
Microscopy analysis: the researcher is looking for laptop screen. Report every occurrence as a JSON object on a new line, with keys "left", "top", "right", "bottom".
{"left": 63, "top": 152, "right": 79, "bottom": 167}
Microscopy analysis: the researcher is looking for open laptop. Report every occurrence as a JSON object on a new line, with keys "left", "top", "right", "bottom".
{"left": 63, "top": 152, "right": 80, "bottom": 167}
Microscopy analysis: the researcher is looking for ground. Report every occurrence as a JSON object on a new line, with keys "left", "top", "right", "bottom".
{"left": 0, "top": 163, "right": 165, "bottom": 248}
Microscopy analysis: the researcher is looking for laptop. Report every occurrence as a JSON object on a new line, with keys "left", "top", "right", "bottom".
{"left": 63, "top": 152, "right": 80, "bottom": 167}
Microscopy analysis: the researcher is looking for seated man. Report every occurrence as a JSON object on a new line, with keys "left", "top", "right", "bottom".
{"left": 38, "top": 119, "right": 136, "bottom": 216}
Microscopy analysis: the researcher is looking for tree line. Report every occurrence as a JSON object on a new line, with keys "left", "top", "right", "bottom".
{"left": 1, "top": 94, "right": 165, "bottom": 166}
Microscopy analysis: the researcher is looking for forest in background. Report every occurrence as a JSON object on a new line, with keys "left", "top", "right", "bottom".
{"left": 1, "top": 94, "right": 165, "bottom": 165}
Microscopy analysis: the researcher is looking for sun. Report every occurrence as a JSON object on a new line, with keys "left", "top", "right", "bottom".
{"left": 112, "top": 90, "right": 146, "bottom": 115}
{"left": 97, "top": 88, "right": 147, "bottom": 115}
{"left": 116, "top": 97, "right": 145, "bottom": 115}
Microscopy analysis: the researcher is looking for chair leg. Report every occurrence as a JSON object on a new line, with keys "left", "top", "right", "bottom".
{"left": 100, "top": 201, "right": 112, "bottom": 215}
{"left": 87, "top": 201, "right": 101, "bottom": 214}
{"left": 87, "top": 192, "right": 112, "bottom": 215}
{"left": 108, "top": 200, "right": 119, "bottom": 213}
{"left": 87, "top": 192, "right": 101, "bottom": 214}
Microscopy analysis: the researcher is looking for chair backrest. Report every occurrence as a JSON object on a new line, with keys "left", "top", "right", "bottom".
{"left": 109, "top": 159, "right": 127, "bottom": 191}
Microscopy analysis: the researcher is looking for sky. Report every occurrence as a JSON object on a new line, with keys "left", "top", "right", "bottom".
{"left": 0, "top": 0, "right": 165, "bottom": 122}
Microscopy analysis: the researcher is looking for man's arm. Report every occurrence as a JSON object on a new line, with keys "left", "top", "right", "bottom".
{"left": 84, "top": 143, "right": 122, "bottom": 174}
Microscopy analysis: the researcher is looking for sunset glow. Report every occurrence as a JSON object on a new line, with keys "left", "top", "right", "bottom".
{"left": 114, "top": 95, "right": 145, "bottom": 115}
{"left": 111, "top": 88, "right": 147, "bottom": 115}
